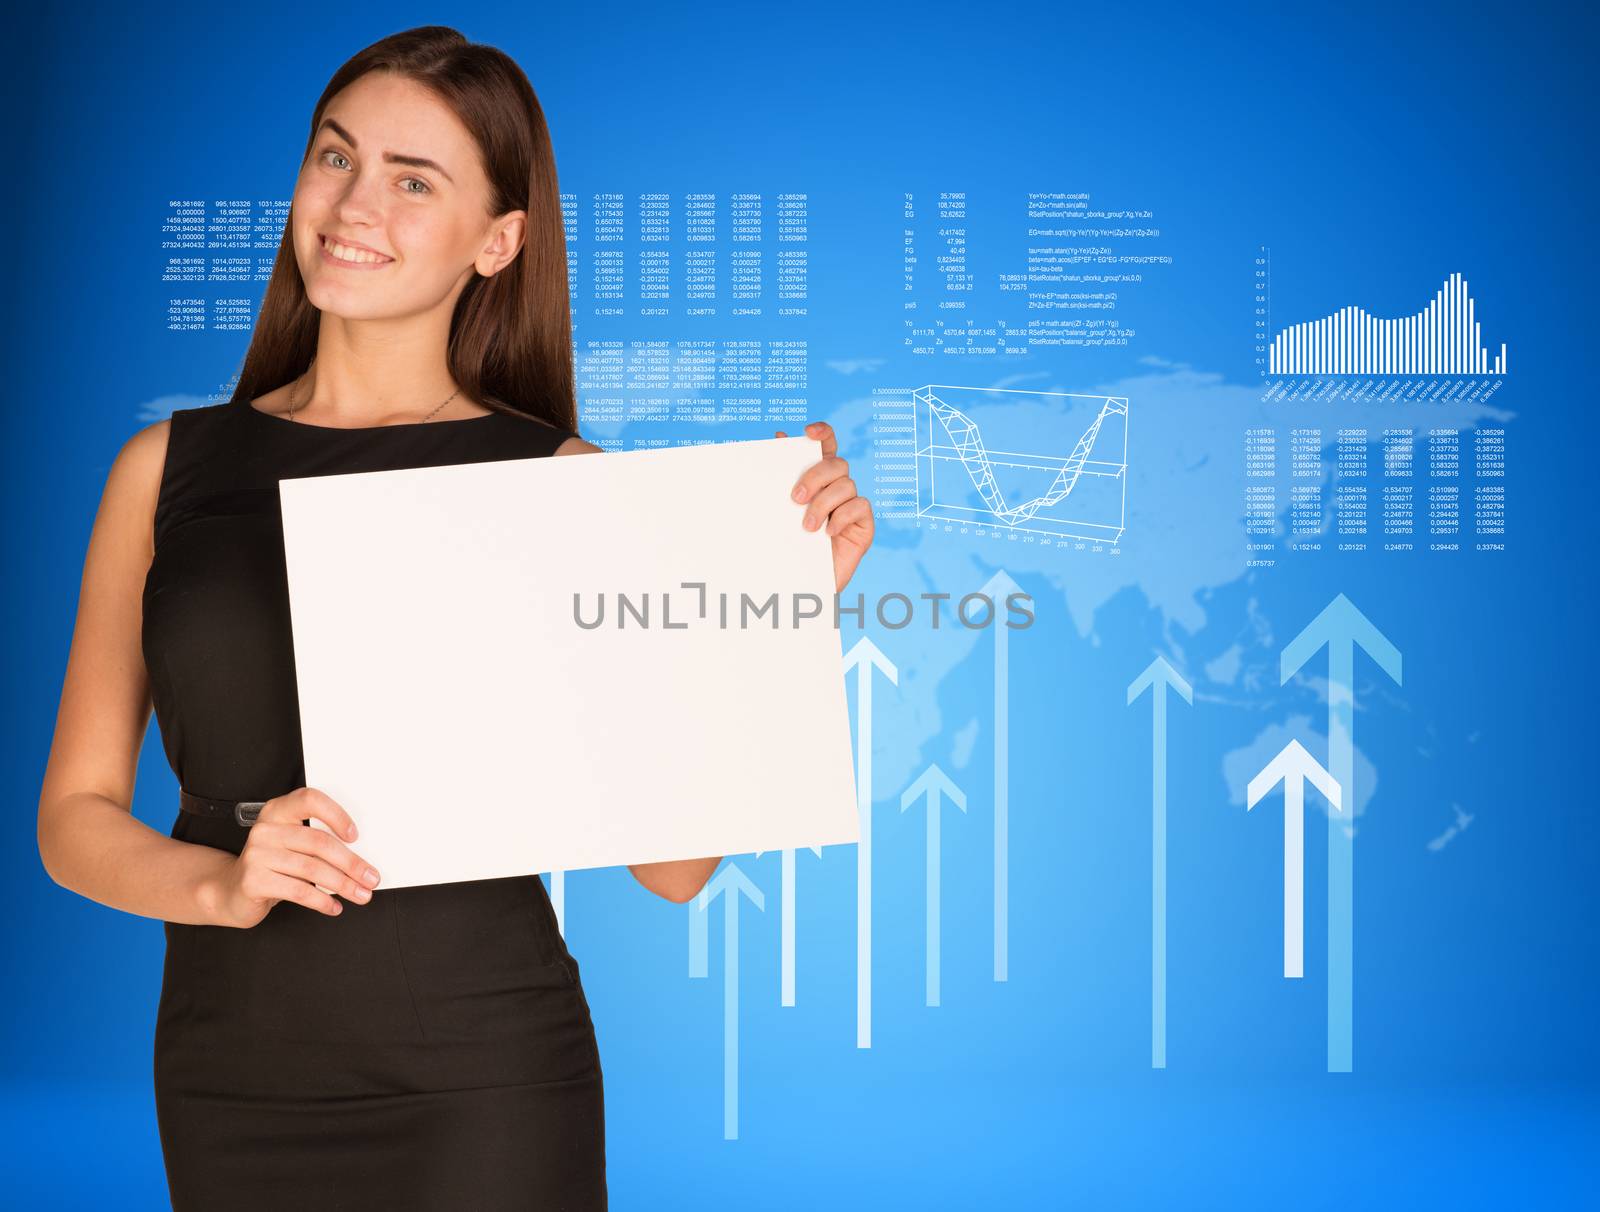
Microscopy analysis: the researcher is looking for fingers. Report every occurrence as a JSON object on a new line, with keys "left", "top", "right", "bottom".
{"left": 805, "top": 420, "right": 837, "bottom": 458}
{"left": 274, "top": 848, "right": 377, "bottom": 906}
{"left": 233, "top": 857, "right": 347, "bottom": 917}
{"left": 261, "top": 869, "right": 346, "bottom": 917}
{"left": 825, "top": 494, "right": 874, "bottom": 538}
{"left": 792, "top": 454, "right": 849, "bottom": 506}
{"left": 261, "top": 786, "right": 360, "bottom": 842}
{"left": 243, "top": 825, "right": 379, "bottom": 915}
{"left": 262, "top": 818, "right": 380, "bottom": 889}
{"left": 251, "top": 787, "right": 381, "bottom": 911}
{"left": 774, "top": 422, "right": 866, "bottom": 539}
{"left": 801, "top": 475, "right": 858, "bottom": 531}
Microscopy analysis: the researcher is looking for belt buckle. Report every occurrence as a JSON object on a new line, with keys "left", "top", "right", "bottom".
{"left": 233, "top": 800, "right": 266, "bottom": 827}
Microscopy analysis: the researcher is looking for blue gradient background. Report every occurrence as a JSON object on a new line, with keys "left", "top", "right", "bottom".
{"left": 5, "top": 0, "right": 1594, "bottom": 1207}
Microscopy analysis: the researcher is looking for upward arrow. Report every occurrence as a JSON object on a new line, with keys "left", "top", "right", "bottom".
{"left": 981, "top": 568, "right": 1021, "bottom": 985}
{"left": 1280, "top": 593, "right": 1401, "bottom": 1074}
{"left": 1127, "top": 655, "right": 1193, "bottom": 708}
{"left": 705, "top": 861, "right": 764, "bottom": 913}
{"left": 1247, "top": 740, "right": 1342, "bottom": 982}
{"left": 1280, "top": 593, "right": 1402, "bottom": 686}
{"left": 702, "top": 862, "right": 763, "bottom": 1141}
{"left": 1127, "top": 655, "right": 1193, "bottom": 1069}
{"left": 842, "top": 634, "right": 898, "bottom": 684}
{"left": 900, "top": 763, "right": 965, "bottom": 813}
{"left": 692, "top": 850, "right": 802, "bottom": 981}
{"left": 842, "top": 635, "right": 897, "bottom": 1049}
{"left": 900, "top": 763, "right": 967, "bottom": 1008}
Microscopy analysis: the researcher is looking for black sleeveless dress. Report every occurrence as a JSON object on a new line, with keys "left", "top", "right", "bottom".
{"left": 142, "top": 394, "right": 607, "bottom": 1210}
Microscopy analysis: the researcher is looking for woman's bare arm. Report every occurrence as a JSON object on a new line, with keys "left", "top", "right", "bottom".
{"left": 36, "top": 420, "right": 238, "bottom": 926}
{"left": 553, "top": 432, "right": 723, "bottom": 903}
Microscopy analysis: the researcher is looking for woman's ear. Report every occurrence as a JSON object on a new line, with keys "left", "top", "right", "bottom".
{"left": 477, "top": 210, "right": 527, "bottom": 277}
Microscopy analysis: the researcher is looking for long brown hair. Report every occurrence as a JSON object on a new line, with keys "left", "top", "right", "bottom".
{"left": 230, "top": 25, "right": 575, "bottom": 431}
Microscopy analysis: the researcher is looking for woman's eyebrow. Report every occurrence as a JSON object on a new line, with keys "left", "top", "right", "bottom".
{"left": 316, "top": 117, "right": 455, "bottom": 184}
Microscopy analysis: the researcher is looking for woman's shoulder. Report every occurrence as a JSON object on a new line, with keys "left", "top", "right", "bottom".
{"left": 119, "top": 398, "right": 232, "bottom": 488}
{"left": 120, "top": 414, "right": 173, "bottom": 483}
{"left": 102, "top": 414, "right": 178, "bottom": 558}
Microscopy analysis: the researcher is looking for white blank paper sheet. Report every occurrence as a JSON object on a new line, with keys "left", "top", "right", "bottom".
{"left": 278, "top": 435, "right": 860, "bottom": 889}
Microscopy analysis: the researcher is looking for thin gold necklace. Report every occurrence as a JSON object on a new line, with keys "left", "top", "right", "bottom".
{"left": 287, "top": 369, "right": 461, "bottom": 425}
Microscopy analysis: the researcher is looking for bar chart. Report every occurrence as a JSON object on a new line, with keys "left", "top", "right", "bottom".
{"left": 1267, "top": 273, "right": 1506, "bottom": 377}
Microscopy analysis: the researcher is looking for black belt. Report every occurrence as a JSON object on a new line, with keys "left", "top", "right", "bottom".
{"left": 179, "top": 788, "right": 268, "bottom": 828}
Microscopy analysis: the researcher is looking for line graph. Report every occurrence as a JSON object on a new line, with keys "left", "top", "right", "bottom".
{"left": 910, "top": 384, "right": 1129, "bottom": 544}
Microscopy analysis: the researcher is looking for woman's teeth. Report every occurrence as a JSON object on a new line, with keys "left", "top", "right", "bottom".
{"left": 324, "top": 237, "right": 390, "bottom": 264}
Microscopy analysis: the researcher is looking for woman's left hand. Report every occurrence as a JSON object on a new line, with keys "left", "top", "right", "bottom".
{"left": 777, "top": 421, "right": 875, "bottom": 593}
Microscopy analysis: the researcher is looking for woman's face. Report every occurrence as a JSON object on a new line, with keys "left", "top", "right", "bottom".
{"left": 291, "top": 70, "right": 524, "bottom": 320}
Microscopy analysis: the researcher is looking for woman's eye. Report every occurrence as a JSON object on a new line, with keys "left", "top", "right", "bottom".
{"left": 318, "top": 149, "right": 429, "bottom": 195}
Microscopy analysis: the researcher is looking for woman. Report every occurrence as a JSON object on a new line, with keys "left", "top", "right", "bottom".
{"left": 35, "top": 25, "right": 874, "bottom": 1210}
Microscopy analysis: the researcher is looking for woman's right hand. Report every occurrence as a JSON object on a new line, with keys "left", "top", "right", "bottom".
{"left": 211, "top": 787, "right": 382, "bottom": 927}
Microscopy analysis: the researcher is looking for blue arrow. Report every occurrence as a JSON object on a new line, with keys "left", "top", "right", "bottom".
{"left": 754, "top": 844, "right": 823, "bottom": 1006}
{"left": 843, "top": 635, "right": 898, "bottom": 1048}
{"left": 703, "top": 862, "right": 764, "bottom": 1139}
{"left": 900, "top": 763, "right": 968, "bottom": 1007}
{"left": 981, "top": 568, "right": 1021, "bottom": 983}
{"left": 1128, "top": 655, "right": 1192, "bottom": 1069}
{"left": 689, "top": 883, "right": 708, "bottom": 979}
{"left": 1280, "top": 593, "right": 1401, "bottom": 1073}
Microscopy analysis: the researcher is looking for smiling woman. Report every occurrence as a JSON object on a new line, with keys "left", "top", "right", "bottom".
{"left": 36, "top": 19, "right": 874, "bottom": 1212}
